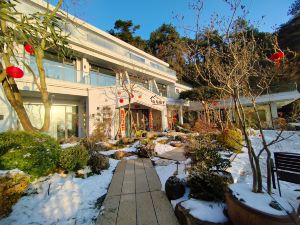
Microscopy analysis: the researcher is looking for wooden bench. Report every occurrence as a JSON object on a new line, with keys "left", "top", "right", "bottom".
{"left": 272, "top": 152, "right": 300, "bottom": 196}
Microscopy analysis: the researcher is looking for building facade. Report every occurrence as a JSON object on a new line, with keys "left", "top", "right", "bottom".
{"left": 0, "top": 0, "right": 191, "bottom": 140}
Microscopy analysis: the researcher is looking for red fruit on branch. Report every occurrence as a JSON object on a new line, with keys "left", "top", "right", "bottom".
{"left": 24, "top": 44, "right": 34, "bottom": 55}
{"left": 6, "top": 66, "right": 24, "bottom": 78}
{"left": 119, "top": 98, "right": 124, "bottom": 103}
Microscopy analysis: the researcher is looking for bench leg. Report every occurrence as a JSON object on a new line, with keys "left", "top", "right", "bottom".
{"left": 276, "top": 174, "right": 282, "bottom": 197}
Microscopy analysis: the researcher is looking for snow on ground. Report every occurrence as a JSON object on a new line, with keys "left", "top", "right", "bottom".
{"left": 181, "top": 199, "right": 228, "bottom": 223}
{"left": 0, "top": 159, "right": 119, "bottom": 225}
{"left": 154, "top": 160, "right": 187, "bottom": 191}
{"left": 228, "top": 130, "right": 300, "bottom": 209}
{"left": 154, "top": 143, "right": 176, "bottom": 155}
{"left": 60, "top": 142, "right": 78, "bottom": 149}
{"left": 229, "top": 183, "right": 294, "bottom": 215}
{"left": 99, "top": 141, "right": 139, "bottom": 156}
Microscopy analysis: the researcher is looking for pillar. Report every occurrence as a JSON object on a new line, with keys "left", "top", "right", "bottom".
{"left": 179, "top": 105, "right": 183, "bottom": 125}
{"left": 270, "top": 102, "right": 278, "bottom": 119}
{"left": 161, "top": 108, "right": 168, "bottom": 131}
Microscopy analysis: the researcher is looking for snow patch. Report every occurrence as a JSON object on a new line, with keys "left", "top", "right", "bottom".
{"left": 181, "top": 199, "right": 228, "bottom": 223}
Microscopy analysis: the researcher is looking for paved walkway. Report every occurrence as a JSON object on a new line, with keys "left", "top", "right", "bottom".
{"left": 96, "top": 159, "right": 179, "bottom": 225}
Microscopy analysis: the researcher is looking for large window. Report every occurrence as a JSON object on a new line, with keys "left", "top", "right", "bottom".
{"left": 25, "top": 104, "right": 78, "bottom": 140}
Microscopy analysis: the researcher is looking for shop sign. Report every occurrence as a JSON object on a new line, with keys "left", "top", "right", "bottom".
{"left": 150, "top": 95, "right": 165, "bottom": 105}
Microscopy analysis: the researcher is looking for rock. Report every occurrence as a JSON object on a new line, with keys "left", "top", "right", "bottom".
{"left": 175, "top": 202, "right": 231, "bottom": 225}
{"left": 146, "top": 131, "right": 157, "bottom": 139}
{"left": 154, "top": 159, "right": 173, "bottom": 166}
{"left": 165, "top": 176, "right": 185, "bottom": 200}
{"left": 96, "top": 142, "right": 113, "bottom": 151}
{"left": 170, "top": 141, "right": 184, "bottom": 147}
{"left": 114, "top": 151, "right": 126, "bottom": 160}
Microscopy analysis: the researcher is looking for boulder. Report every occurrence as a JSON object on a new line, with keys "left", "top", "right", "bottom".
{"left": 114, "top": 151, "right": 126, "bottom": 160}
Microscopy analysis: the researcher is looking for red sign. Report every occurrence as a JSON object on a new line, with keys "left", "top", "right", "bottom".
{"left": 149, "top": 111, "right": 153, "bottom": 129}
{"left": 120, "top": 109, "right": 125, "bottom": 132}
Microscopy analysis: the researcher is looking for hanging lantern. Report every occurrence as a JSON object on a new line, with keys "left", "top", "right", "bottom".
{"left": 24, "top": 44, "right": 34, "bottom": 55}
{"left": 119, "top": 98, "right": 124, "bottom": 103}
{"left": 6, "top": 66, "right": 24, "bottom": 78}
{"left": 269, "top": 52, "right": 284, "bottom": 62}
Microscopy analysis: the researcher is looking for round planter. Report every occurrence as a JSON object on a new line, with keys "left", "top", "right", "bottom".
{"left": 225, "top": 190, "right": 299, "bottom": 225}
{"left": 165, "top": 176, "right": 185, "bottom": 200}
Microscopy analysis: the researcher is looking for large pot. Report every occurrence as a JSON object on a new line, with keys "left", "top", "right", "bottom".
{"left": 225, "top": 190, "right": 299, "bottom": 225}
{"left": 165, "top": 176, "right": 185, "bottom": 200}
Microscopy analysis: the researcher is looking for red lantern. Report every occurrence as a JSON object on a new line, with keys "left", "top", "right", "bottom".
{"left": 6, "top": 66, "right": 24, "bottom": 78}
{"left": 119, "top": 98, "right": 124, "bottom": 103}
{"left": 269, "top": 52, "right": 284, "bottom": 62}
{"left": 24, "top": 44, "right": 34, "bottom": 55}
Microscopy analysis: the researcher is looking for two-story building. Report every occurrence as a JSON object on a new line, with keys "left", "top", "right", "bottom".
{"left": 0, "top": 0, "right": 191, "bottom": 140}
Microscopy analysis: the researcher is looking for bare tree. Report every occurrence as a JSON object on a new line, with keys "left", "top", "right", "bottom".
{"left": 185, "top": 0, "right": 291, "bottom": 193}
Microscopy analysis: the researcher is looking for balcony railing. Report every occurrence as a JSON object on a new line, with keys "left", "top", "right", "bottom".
{"left": 90, "top": 71, "right": 116, "bottom": 86}
{"left": 252, "top": 82, "right": 298, "bottom": 95}
{"left": 30, "top": 58, "right": 77, "bottom": 83}
{"left": 66, "top": 23, "right": 176, "bottom": 77}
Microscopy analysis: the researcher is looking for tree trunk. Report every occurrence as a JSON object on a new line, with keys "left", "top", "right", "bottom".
{"left": 35, "top": 48, "right": 51, "bottom": 132}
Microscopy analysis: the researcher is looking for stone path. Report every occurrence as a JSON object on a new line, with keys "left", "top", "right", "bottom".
{"left": 96, "top": 159, "right": 179, "bottom": 225}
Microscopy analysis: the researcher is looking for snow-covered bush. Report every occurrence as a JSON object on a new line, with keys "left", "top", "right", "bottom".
{"left": 0, "top": 131, "right": 61, "bottom": 178}
{"left": 59, "top": 145, "right": 89, "bottom": 172}
{"left": 137, "top": 140, "right": 156, "bottom": 158}
{"left": 88, "top": 154, "right": 109, "bottom": 174}
{"left": 0, "top": 172, "right": 30, "bottom": 218}
{"left": 217, "top": 128, "right": 243, "bottom": 153}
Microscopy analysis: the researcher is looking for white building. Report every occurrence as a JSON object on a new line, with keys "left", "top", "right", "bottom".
{"left": 0, "top": 0, "right": 191, "bottom": 140}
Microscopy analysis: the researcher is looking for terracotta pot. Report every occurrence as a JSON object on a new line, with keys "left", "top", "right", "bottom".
{"left": 225, "top": 190, "right": 299, "bottom": 225}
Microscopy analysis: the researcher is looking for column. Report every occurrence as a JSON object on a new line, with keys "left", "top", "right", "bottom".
{"left": 82, "top": 58, "right": 89, "bottom": 84}
{"left": 270, "top": 102, "right": 278, "bottom": 119}
{"left": 179, "top": 105, "right": 183, "bottom": 125}
{"left": 161, "top": 108, "right": 168, "bottom": 131}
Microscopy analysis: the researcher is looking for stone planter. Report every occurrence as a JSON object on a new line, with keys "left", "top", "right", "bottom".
{"left": 165, "top": 176, "right": 185, "bottom": 200}
{"left": 175, "top": 202, "right": 231, "bottom": 225}
{"left": 225, "top": 190, "right": 300, "bottom": 225}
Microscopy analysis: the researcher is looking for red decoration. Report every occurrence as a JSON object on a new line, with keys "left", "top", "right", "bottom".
{"left": 24, "top": 44, "right": 34, "bottom": 55}
{"left": 213, "top": 101, "right": 218, "bottom": 106}
{"left": 119, "top": 98, "right": 124, "bottom": 103}
{"left": 6, "top": 66, "right": 24, "bottom": 78}
{"left": 138, "top": 95, "right": 142, "bottom": 99}
{"left": 269, "top": 52, "right": 284, "bottom": 62}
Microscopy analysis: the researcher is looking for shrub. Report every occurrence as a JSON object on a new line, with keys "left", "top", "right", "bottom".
{"left": 187, "top": 171, "right": 227, "bottom": 201}
{"left": 187, "top": 135, "right": 230, "bottom": 170}
{"left": 89, "top": 122, "right": 108, "bottom": 143}
{"left": 137, "top": 140, "right": 155, "bottom": 158}
{"left": 88, "top": 154, "right": 109, "bottom": 174}
{"left": 0, "top": 172, "right": 30, "bottom": 218}
{"left": 135, "top": 130, "right": 147, "bottom": 138}
{"left": 0, "top": 131, "right": 61, "bottom": 178}
{"left": 181, "top": 123, "right": 191, "bottom": 130}
{"left": 192, "top": 119, "right": 219, "bottom": 134}
{"left": 218, "top": 128, "right": 243, "bottom": 153}
{"left": 59, "top": 145, "right": 89, "bottom": 171}
{"left": 274, "top": 118, "right": 287, "bottom": 129}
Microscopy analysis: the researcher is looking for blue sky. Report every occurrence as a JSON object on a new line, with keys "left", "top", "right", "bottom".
{"left": 55, "top": 0, "right": 294, "bottom": 39}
